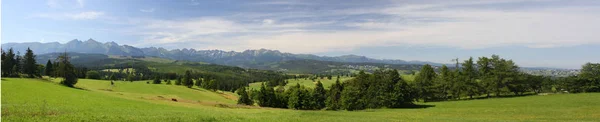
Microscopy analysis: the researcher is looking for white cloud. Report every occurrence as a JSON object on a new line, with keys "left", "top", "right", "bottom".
{"left": 47, "top": 0, "right": 84, "bottom": 8}
{"left": 140, "top": 8, "right": 155, "bottom": 13}
{"left": 34, "top": 11, "right": 104, "bottom": 20}
{"left": 126, "top": 0, "right": 600, "bottom": 54}
{"left": 67, "top": 11, "right": 104, "bottom": 20}
{"left": 262, "top": 19, "right": 274, "bottom": 25}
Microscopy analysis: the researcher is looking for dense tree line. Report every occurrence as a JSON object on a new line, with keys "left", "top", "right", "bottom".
{"left": 1, "top": 48, "right": 41, "bottom": 78}
{"left": 249, "top": 70, "right": 414, "bottom": 110}
{"left": 242, "top": 55, "right": 599, "bottom": 111}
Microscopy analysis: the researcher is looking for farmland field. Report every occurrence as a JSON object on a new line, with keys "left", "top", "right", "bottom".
{"left": 2, "top": 78, "right": 600, "bottom": 122}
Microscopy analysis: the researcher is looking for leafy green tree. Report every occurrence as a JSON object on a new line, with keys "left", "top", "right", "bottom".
{"left": 236, "top": 87, "right": 253, "bottom": 105}
{"left": 462, "top": 57, "right": 479, "bottom": 99}
{"left": 57, "top": 52, "right": 78, "bottom": 87}
{"left": 340, "top": 85, "right": 364, "bottom": 111}
{"left": 287, "top": 83, "right": 305, "bottom": 109}
{"left": 85, "top": 71, "right": 101, "bottom": 79}
{"left": 326, "top": 78, "right": 343, "bottom": 110}
{"left": 311, "top": 81, "right": 326, "bottom": 109}
{"left": 257, "top": 83, "right": 276, "bottom": 107}
{"left": 392, "top": 78, "right": 415, "bottom": 107}
{"left": 434, "top": 65, "right": 451, "bottom": 100}
{"left": 577, "top": 63, "right": 600, "bottom": 92}
{"left": 414, "top": 64, "right": 437, "bottom": 102}
{"left": 477, "top": 57, "right": 493, "bottom": 97}
{"left": 22, "top": 48, "right": 38, "bottom": 78}
{"left": 45, "top": 60, "right": 54, "bottom": 77}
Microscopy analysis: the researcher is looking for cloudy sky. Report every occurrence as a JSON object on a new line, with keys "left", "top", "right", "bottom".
{"left": 2, "top": 0, "right": 600, "bottom": 69}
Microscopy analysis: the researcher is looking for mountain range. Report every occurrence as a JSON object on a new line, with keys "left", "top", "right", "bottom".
{"left": 1, "top": 39, "right": 442, "bottom": 68}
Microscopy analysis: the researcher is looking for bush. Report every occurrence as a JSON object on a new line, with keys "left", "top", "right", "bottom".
{"left": 86, "top": 71, "right": 101, "bottom": 79}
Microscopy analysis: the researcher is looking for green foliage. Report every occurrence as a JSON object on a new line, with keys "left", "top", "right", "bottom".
{"left": 45, "top": 60, "right": 54, "bottom": 76}
{"left": 85, "top": 71, "right": 101, "bottom": 79}
{"left": 183, "top": 70, "right": 193, "bottom": 88}
{"left": 23, "top": 47, "right": 38, "bottom": 78}
{"left": 152, "top": 76, "right": 161, "bottom": 84}
{"left": 311, "top": 81, "right": 326, "bottom": 109}
{"left": 236, "top": 87, "right": 253, "bottom": 105}
{"left": 175, "top": 76, "right": 182, "bottom": 85}
{"left": 56, "top": 52, "right": 78, "bottom": 87}
{"left": 415, "top": 64, "right": 437, "bottom": 102}
{"left": 326, "top": 78, "right": 343, "bottom": 110}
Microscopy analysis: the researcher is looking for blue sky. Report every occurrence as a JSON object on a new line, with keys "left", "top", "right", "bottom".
{"left": 2, "top": 0, "right": 600, "bottom": 69}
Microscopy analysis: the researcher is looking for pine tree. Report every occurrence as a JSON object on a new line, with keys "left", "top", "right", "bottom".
{"left": 57, "top": 52, "right": 78, "bottom": 87}
{"left": 287, "top": 83, "right": 303, "bottom": 109}
{"left": 311, "top": 81, "right": 326, "bottom": 109}
{"left": 45, "top": 60, "right": 54, "bottom": 77}
{"left": 14, "top": 52, "right": 22, "bottom": 76}
{"left": 2, "top": 48, "right": 16, "bottom": 76}
{"left": 463, "top": 57, "right": 479, "bottom": 99}
{"left": 183, "top": 70, "right": 193, "bottom": 88}
{"left": 415, "top": 64, "right": 437, "bottom": 102}
{"left": 326, "top": 78, "right": 343, "bottom": 110}
{"left": 236, "top": 87, "right": 253, "bottom": 105}
{"left": 340, "top": 85, "right": 364, "bottom": 111}
{"left": 257, "top": 83, "right": 275, "bottom": 107}
{"left": 22, "top": 48, "right": 38, "bottom": 78}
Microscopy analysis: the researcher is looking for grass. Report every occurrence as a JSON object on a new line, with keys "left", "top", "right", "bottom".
{"left": 248, "top": 76, "right": 354, "bottom": 90}
{"left": 3, "top": 78, "right": 600, "bottom": 121}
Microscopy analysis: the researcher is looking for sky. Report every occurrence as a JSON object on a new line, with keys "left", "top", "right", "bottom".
{"left": 1, "top": 0, "right": 599, "bottom": 69}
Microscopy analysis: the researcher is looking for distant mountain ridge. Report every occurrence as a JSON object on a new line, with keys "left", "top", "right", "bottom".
{"left": 2, "top": 39, "right": 442, "bottom": 68}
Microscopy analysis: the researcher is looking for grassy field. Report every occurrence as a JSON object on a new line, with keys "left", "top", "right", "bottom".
{"left": 3, "top": 78, "right": 600, "bottom": 121}
{"left": 248, "top": 76, "right": 354, "bottom": 90}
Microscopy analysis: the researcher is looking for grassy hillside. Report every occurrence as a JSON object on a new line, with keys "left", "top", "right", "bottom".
{"left": 3, "top": 78, "right": 600, "bottom": 121}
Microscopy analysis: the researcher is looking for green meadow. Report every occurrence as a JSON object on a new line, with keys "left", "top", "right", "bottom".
{"left": 2, "top": 78, "right": 600, "bottom": 121}
{"left": 248, "top": 76, "right": 354, "bottom": 90}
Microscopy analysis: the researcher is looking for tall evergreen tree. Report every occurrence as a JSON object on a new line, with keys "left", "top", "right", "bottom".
{"left": 23, "top": 47, "right": 38, "bottom": 78}
{"left": 2, "top": 48, "right": 16, "bottom": 76}
{"left": 311, "top": 81, "right": 326, "bottom": 109}
{"left": 236, "top": 87, "right": 253, "bottom": 105}
{"left": 57, "top": 52, "right": 78, "bottom": 87}
{"left": 14, "top": 52, "right": 22, "bottom": 75}
{"left": 414, "top": 64, "right": 437, "bottom": 102}
{"left": 462, "top": 57, "right": 480, "bottom": 99}
{"left": 183, "top": 70, "right": 193, "bottom": 88}
{"left": 287, "top": 83, "right": 305, "bottom": 109}
{"left": 435, "top": 65, "right": 452, "bottom": 100}
{"left": 45, "top": 60, "right": 54, "bottom": 77}
{"left": 257, "top": 83, "right": 276, "bottom": 107}
{"left": 326, "top": 77, "right": 343, "bottom": 110}
{"left": 340, "top": 85, "right": 364, "bottom": 111}
{"left": 1, "top": 49, "right": 6, "bottom": 76}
